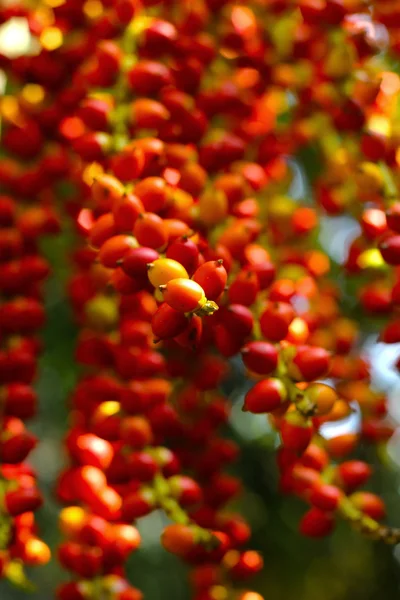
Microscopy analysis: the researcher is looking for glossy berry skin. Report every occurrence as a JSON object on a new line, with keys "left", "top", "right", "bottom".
{"left": 350, "top": 492, "right": 386, "bottom": 521}
{"left": 290, "top": 346, "right": 330, "bottom": 381}
{"left": 112, "top": 194, "right": 144, "bottom": 231}
{"left": 133, "top": 213, "right": 168, "bottom": 249}
{"left": 152, "top": 303, "right": 188, "bottom": 340}
{"left": 7, "top": 0, "right": 399, "bottom": 590}
{"left": 166, "top": 238, "right": 199, "bottom": 275}
{"left": 310, "top": 483, "right": 343, "bottom": 512}
{"left": 299, "top": 508, "right": 335, "bottom": 538}
{"left": 134, "top": 177, "right": 169, "bottom": 213}
{"left": 244, "top": 378, "right": 286, "bottom": 413}
{"left": 99, "top": 235, "right": 138, "bottom": 268}
{"left": 160, "top": 278, "right": 206, "bottom": 312}
{"left": 127, "top": 61, "right": 171, "bottom": 96}
{"left": 228, "top": 270, "right": 259, "bottom": 306}
{"left": 385, "top": 203, "right": 400, "bottom": 233}
{"left": 192, "top": 261, "right": 227, "bottom": 300}
{"left": 379, "top": 235, "right": 400, "bottom": 265}
{"left": 89, "top": 214, "right": 117, "bottom": 248}
{"left": 241, "top": 341, "right": 279, "bottom": 375}
{"left": 280, "top": 413, "right": 313, "bottom": 453}
{"left": 338, "top": 461, "right": 372, "bottom": 491}
{"left": 161, "top": 524, "right": 195, "bottom": 557}
{"left": 306, "top": 383, "right": 337, "bottom": 416}
{"left": 259, "top": 302, "right": 295, "bottom": 342}
{"left": 217, "top": 305, "right": 254, "bottom": 339}
{"left": 92, "top": 174, "right": 124, "bottom": 206}
{"left": 147, "top": 258, "right": 189, "bottom": 288}
{"left": 122, "top": 247, "right": 160, "bottom": 279}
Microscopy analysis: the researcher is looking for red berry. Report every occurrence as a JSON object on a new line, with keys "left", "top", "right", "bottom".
{"left": 280, "top": 413, "right": 313, "bottom": 453}
{"left": 338, "top": 461, "right": 372, "bottom": 490}
{"left": 241, "top": 341, "right": 278, "bottom": 375}
{"left": 244, "top": 378, "right": 286, "bottom": 414}
{"left": 260, "top": 301, "right": 295, "bottom": 342}
{"left": 291, "top": 346, "right": 330, "bottom": 381}
{"left": 310, "top": 483, "right": 343, "bottom": 512}
{"left": 192, "top": 260, "right": 227, "bottom": 300}
{"left": 379, "top": 235, "right": 400, "bottom": 265}
{"left": 161, "top": 524, "right": 195, "bottom": 557}
{"left": 299, "top": 508, "right": 335, "bottom": 538}
{"left": 152, "top": 303, "right": 188, "bottom": 340}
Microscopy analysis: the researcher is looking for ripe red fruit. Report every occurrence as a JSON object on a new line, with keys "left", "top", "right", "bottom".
{"left": 379, "top": 235, "right": 400, "bottom": 265}
{"left": 228, "top": 269, "right": 259, "bottom": 306}
{"left": 74, "top": 466, "right": 107, "bottom": 504}
{"left": 241, "top": 341, "right": 279, "bottom": 375}
{"left": 133, "top": 213, "right": 168, "bottom": 249}
{"left": 112, "top": 194, "right": 144, "bottom": 231}
{"left": 260, "top": 301, "right": 295, "bottom": 342}
{"left": 152, "top": 303, "right": 188, "bottom": 340}
{"left": 166, "top": 237, "right": 199, "bottom": 275}
{"left": 299, "top": 508, "right": 335, "bottom": 538}
{"left": 226, "top": 550, "right": 264, "bottom": 579}
{"left": 386, "top": 203, "right": 400, "bottom": 233}
{"left": 306, "top": 382, "right": 337, "bottom": 416}
{"left": 78, "top": 98, "right": 110, "bottom": 130}
{"left": 88, "top": 486, "right": 122, "bottom": 520}
{"left": 57, "top": 582, "right": 86, "bottom": 600}
{"left": 73, "top": 434, "right": 114, "bottom": 470}
{"left": 280, "top": 413, "right": 313, "bottom": 453}
{"left": 160, "top": 278, "right": 206, "bottom": 312}
{"left": 122, "top": 247, "right": 159, "bottom": 279}
{"left": 192, "top": 260, "right": 227, "bottom": 300}
{"left": 89, "top": 214, "right": 117, "bottom": 248}
{"left": 161, "top": 524, "right": 196, "bottom": 557}
{"left": 122, "top": 490, "right": 155, "bottom": 521}
{"left": 247, "top": 261, "right": 276, "bottom": 290}
{"left": 127, "top": 452, "right": 158, "bottom": 482}
{"left": 3, "top": 383, "right": 37, "bottom": 419}
{"left": 350, "top": 492, "right": 386, "bottom": 521}
{"left": 134, "top": 177, "right": 168, "bottom": 213}
{"left": 5, "top": 487, "right": 43, "bottom": 516}
{"left": 218, "top": 305, "right": 254, "bottom": 339}
{"left": 338, "top": 461, "right": 372, "bottom": 490}
{"left": 142, "top": 19, "right": 178, "bottom": 54}
{"left": 291, "top": 346, "right": 330, "bottom": 381}
{"left": 73, "top": 132, "right": 111, "bottom": 162}
{"left": 175, "top": 314, "right": 203, "bottom": 351}
{"left": 310, "top": 483, "right": 343, "bottom": 512}
{"left": 131, "top": 100, "right": 170, "bottom": 131}
{"left": 244, "top": 378, "right": 286, "bottom": 414}
{"left": 99, "top": 235, "right": 138, "bottom": 268}
{"left": 96, "top": 41, "right": 122, "bottom": 83}
{"left": 128, "top": 61, "right": 172, "bottom": 95}
{"left": 169, "top": 475, "right": 203, "bottom": 506}
{"left": 120, "top": 416, "right": 153, "bottom": 448}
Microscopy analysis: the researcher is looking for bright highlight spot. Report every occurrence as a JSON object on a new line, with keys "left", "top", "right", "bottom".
{"left": 40, "top": 27, "right": 63, "bottom": 51}
{"left": 0, "top": 18, "right": 32, "bottom": 58}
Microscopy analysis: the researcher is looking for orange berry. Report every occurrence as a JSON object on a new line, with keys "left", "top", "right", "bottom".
{"left": 161, "top": 524, "right": 195, "bottom": 557}
{"left": 160, "top": 278, "right": 206, "bottom": 312}
{"left": 133, "top": 212, "right": 168, "bottom": 249}
{"left": 306, "top": 382, "right": 337, "bottom": 416}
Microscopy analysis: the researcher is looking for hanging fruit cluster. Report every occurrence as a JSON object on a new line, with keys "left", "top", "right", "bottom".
{"left": 1, "top": 0, "right": 400, "bottom": 597}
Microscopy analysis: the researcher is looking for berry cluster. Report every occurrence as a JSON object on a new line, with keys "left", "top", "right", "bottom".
{"left": 0, "top": 191, "right": 54, "bottom": 583}
{"left": 0, "top": 23, "right": 62, "bottom": 582}
{"left": 1, "top": 0, "right": 400, "bottom": 597}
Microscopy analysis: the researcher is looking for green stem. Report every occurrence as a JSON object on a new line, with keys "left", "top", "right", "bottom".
{"left": 339, "top": 497, "right": 400, "bottom": 544}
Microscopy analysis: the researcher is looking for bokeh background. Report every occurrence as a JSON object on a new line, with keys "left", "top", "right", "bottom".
{"left": 1, "top": 13, "right": 400, "bottom": 600}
